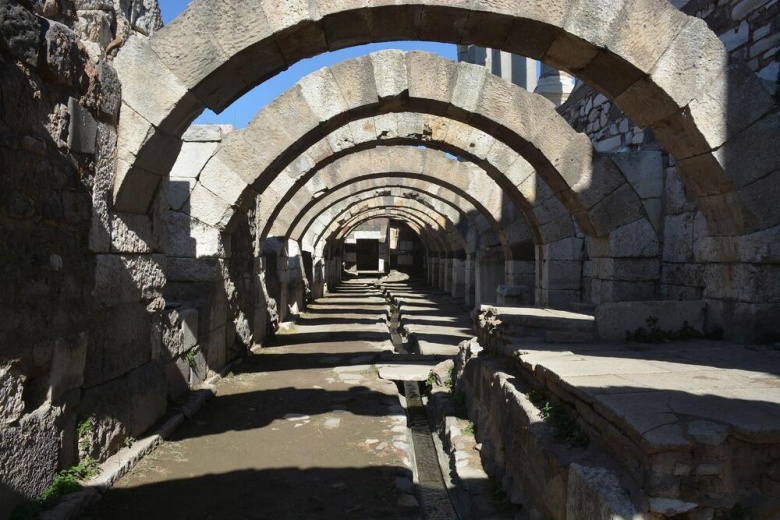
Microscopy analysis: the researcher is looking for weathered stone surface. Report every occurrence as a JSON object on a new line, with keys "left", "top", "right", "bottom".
{"left": 83, "top": 302, "right": 154, "bottom": 387}
{"left": 592, "top": 257, "right": 660, "bottom": 282}
{"left": 156, "top": 308, "right": 198, "bottom": 360}
{"left": 567, "top": 463, "right": 642, "bottom": 520}
{"left": 169, "top": 140, "right": 219, "bottom": 179}
{"left": 167, "top": 257, "right": 222, "bottom": 282}
{"left": 595, "top": 300, "right": 706, "bottom": 341}
{"left": 0, "top": 405, "right": 60, "bottom": 505}
{"left": 649, "top": 497, "right": 697, "bottom": 515}
{"left": 595, "top": 219, "right": 660, "bottom": 258}
{"left": 115, "top": 0, "right": 162, "bottom": 35}
{"left": 188, "top": 183, "right": 232, "bottom": 228}
{"left": 49, "top": 333, "right": 87, "bottom": 402}
{"left": 687, "top": 421, "right": 729, "bottom": 446}
{"left": 371, "top": 49, "right": 408, "bottom": 99}
{"left": 80, "top": 361, "right": 167, "bottom": 459}
{"left": 168, "top": 176, "right": 196, "bottom": 210}
{"left": 93, "top": 254, "right": 166, "bottom": 307}
{"left": 0, "top": 1, "right": 44, "bottom": 67}
{"left": 197, "top": 155, "right": 249, "bottom": 205}
{"left": 67, "top": 97, "right": 97, "bottom": 153}
{"left": 0, "top": 365, "right": 25, "bottom": 424}
{"left": 114, "top": 35, "right": 203, "bottom": 132}
{"left": 111, "top": 211, "right": 154, "bottom": 253}
{"left": 44, "top": 21, "right": 79, "bottom": 85}
{"left": 168, "top": 210, "right": 227, "bottom": 258}
{"left": 703, "top": 263, "right": 780, "bottom": 303}
{"left": 164, "top": 356, "right": 189, "bottom": 399}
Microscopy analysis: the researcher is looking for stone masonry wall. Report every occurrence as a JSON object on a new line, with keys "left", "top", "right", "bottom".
{"left": 558, "top": 1, "right": 780, "bottom": 341}
{"left": 0, "top": 0, "right": 165, "bottom": 515}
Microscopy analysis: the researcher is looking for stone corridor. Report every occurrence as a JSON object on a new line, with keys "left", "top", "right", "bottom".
{"left": 86, "top": 278, "right": 446, "bottom": 520}
{"left": 3, "top": 0, "right": 780, "bottom": 518}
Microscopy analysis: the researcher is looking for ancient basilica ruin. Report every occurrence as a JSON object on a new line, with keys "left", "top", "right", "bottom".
{"left": 2, "top": 0, "right": 780, "bottom": 518}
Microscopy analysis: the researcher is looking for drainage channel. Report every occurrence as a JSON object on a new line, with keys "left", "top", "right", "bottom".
{"left": 388, "top": 299, "right": 459, "bottom": 520}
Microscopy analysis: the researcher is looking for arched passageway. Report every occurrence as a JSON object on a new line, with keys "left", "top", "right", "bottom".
{"left": 4, "top": 1, "right": 780, "bottom": 517}
{"left": 114, "top": 0, "right": 777, "bottom": 236}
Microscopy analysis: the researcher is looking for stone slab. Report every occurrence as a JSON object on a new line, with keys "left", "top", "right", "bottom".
{"left": 377, "top": 364, "right": 436, "bottom": 382}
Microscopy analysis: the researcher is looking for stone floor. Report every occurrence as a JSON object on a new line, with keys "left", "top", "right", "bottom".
{"left": 382, "top": 283, "right": 474, "bottom": 357}
{"left": 87, "top": 280, "right": 423, "bottom": 519}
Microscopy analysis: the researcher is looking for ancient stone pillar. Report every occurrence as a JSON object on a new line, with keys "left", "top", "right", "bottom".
{"left": 534, "top": 64, "right": 575, "bottom": 106}
{"left": 441, "top": 255, "right": 451, "bottom": 292}
{"left": 430, "top": 256, "right": 440, "bottom": 288}
{"left": 451, "top": 258, "right": 466, "bottom": 299}
{"left": 311, "top": 258, "right": 326, "bottom": 300}
{"left": 536, "top": 237, "right": 585, "bottom": 309}
{"left": 464, "top": 258, "right": 476, "bottom": 307}
{"left": 475, "top": 251, "right": 504, "bottom": 307}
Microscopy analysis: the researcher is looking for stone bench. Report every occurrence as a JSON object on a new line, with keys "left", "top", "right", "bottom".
{"left": 465, "top": 335, "right": 780, "bottom": 518}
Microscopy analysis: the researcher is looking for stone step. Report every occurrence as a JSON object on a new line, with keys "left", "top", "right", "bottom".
{"left": 480, "top": 305, "right": 596, "bottom": 333}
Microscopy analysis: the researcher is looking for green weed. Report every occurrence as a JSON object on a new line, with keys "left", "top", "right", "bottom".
{"left": 527, "top": 389, "right": 588, "bottom": 448}
{"left": 12, "top": 459, "right": 101, "bottom": 518}
{"left": 77, "top": 416, "right": 95, "bottom": 453}
{"left": 625, "top": 316, "right": 723, "bottom": 344}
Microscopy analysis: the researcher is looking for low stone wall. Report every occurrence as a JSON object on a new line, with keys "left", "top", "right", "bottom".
{"left": 459, "top": 354, "right": 647, "bottom": 519}
{"left": 466, "top": 308, "right": 780, "bottom": 518}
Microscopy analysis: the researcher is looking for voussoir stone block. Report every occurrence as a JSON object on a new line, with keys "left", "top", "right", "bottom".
{"left": 330, "top": 55, "right": 379, "bottom": 111}
{"left": 649, "top": 17, "right": 727, "bottom": 117}
{"left": 563, "top": 0, "right": 624, "bottom": 51}
{"left": 608, "top": 0, "right": 689, "bottom": 76}
{"left": 260, "top": 0, "right": 321, "bottom": 35}
{"left": 449, "top": 61, "right": 488, "bottom": 116}
{"left": 406, "top": 51, "right": 457, "bottom": 104}
{"left": 298, "top": 66, "right": 349, "bottom": 123}
{"left": 115, "top": 35, "right": 204, "bottom": 133}
{"left": 169, "top": 140, "right": 219, "bottom": 179}
{"left": 371, "top": 50, "right": 409, "bottom": 99}
{"left": 149, "top": 5, "right": 230, "bottom": 91}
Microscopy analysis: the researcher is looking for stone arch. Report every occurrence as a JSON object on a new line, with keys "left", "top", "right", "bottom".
{"left": 162, "top": 52, "right": 646, "bottom": 241}
{"left": 113, "top": 2, "right": 777, "bottom": 235}
{"left": 317, "top": 197, "right": 469, "bottom": 258}
{"left": 297, "top": 185, "right": 489, "bottom": 257}
{"left": 248, "top": 113, "right": 573, "bottom": 248}
{"left": 286, "top": 180, "right": 505, "bottom": 258}
{"left": 323, "top": 208, "right": 446, "bottom": 263}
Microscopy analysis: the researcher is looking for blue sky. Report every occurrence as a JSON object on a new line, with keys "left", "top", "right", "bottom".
{"left": 159, "top": 1, "right": 456, "bottom": 128}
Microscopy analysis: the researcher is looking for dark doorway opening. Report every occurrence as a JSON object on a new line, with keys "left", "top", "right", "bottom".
{"left": 356, "top": 239, "right": 379, "bottom": 270}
